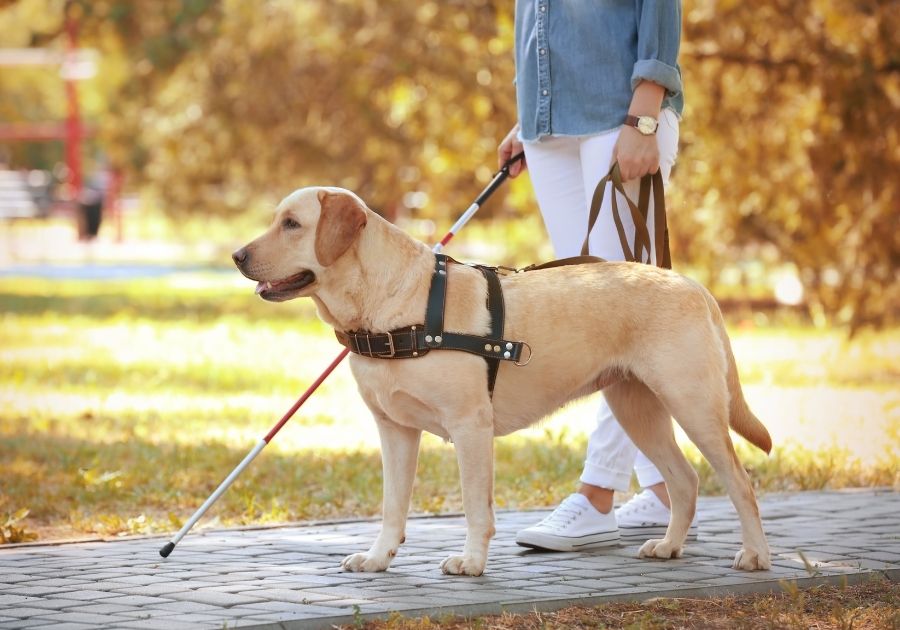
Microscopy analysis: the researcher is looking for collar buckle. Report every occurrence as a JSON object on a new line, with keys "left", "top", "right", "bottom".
{"left": 376, "top": 331, "right": 396, "bottom": 358}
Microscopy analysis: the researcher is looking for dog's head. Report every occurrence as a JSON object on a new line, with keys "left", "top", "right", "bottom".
{"left": 232, "top": 187, "right": 368, "bottom": 302}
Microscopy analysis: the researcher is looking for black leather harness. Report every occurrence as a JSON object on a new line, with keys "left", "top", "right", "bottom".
{"left": 334, "top": 254, "right": 530, "bottom": 395}
{"left": 334, "top": 253, "right": 610, "bottom": 396}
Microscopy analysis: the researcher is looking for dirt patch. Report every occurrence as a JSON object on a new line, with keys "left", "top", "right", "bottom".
{"left": 349, "top": 577, "right": 899, "bottom": 630}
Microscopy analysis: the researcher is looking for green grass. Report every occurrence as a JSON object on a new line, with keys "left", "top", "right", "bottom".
{"left": 1, "top": 274, "right": 897, "bottom": 542}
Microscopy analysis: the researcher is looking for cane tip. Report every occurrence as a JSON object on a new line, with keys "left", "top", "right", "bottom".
{"left": 159, "top": 542, "right": 176, "bottom": 558}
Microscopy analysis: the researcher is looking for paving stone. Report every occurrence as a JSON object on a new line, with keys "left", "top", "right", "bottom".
{"left": 61, "top": 602, "right": 141, "bottom": 615}
{"left": 107, "top": 583, "right": 192, "bottom": 597}
{"left": 1, "top": 620, "right": 54, "bottom": 629}
{"left": 201, "top": 604, "right": 289, "bottom": 619}
{"left": 701, "top": 575, "right": 775, "bottom": 586}
{"left": 111, "top": 618, "right": 205, "bottom": 630}
{"left": 151, "top": 599, "right": 223, "bottom": 614}
{"left": 165, "top": 589, "right": 267, "bottom": 607}
{"left": 26, "top": 611, "right": 137, "bottom": 625}
{"left": 112, "top": 574, "right": 185, "bottom": 586}
{"left": 188, "top": 583, "right": 272, "bottom": 594}
{"left": 16, "top": 597, "right": 106, "bottom": 611}
{"left": 863, "top": 551, "right": 900, "bottom": 562}
{"left": 14, "top": 578, "right": 92, "bottom": 589}
{"left": 519, "top": 583, "right": 597, "bottom": 595}
{"left": 11, "top": 585, "right": 79, "bottom": 597}
{"left": 853, "top": 559, "right": 898, "bottom": 570}
{"left": 239, "top": 600, "right": 348, "bottom": 615}
{"left": 247, "top": 588, "right": 343, "bottom": 603}
{"left": 44, "top": 589, "right": 122, "bottom": 601}
{"left": 97, "top": 595, "right": 177, "bottom": 607}
{"left": 115, "top": 609, "right": 182, "bottom": 619}
{"left": 0, "top": 607, "right": 59, "bottom": 619}
{"left": 0, "top": 490, "right": 897, "bottom": 629}
{"left": 152, "top": 611, "right": 235, "bottom": 623}
{"left": 0, "top": 594, "right": 38, "bottom": 606}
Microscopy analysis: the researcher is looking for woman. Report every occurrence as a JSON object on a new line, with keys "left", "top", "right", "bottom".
{"left": 498, "top": 0, "right": 698, "bottom": 551}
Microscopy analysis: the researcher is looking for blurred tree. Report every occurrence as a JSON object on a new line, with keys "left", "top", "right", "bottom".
{"left": 128, "top": 0, "right": 517, "bottom": 226}
{"left": 1, "top": 0, "right": 896, "bottom": 330}
{"left": 2, "top": 0, "right": 513, "bottom": 225}
{"left": 675, "top": 0, "right": 899, "bottom": 331}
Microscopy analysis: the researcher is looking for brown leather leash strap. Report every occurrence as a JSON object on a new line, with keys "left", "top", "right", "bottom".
{"left": 581, "top": 163, "right": 671, "bottom": 269}
{"left": 519, "top": 255, "right": 608, "bottom": 272}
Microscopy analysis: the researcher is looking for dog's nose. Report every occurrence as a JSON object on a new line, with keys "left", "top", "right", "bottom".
{"left": 232, "top": 247, "right": 249, "bottom": 266}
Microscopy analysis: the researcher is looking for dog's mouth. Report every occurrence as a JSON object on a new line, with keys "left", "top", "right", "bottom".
{"left": 254, "top": 270, "right": 317, "bottom": 302}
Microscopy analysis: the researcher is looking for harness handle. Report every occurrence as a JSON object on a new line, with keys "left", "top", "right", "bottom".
{"left": 581, "top": 163, "right": 671, "bottom": 269}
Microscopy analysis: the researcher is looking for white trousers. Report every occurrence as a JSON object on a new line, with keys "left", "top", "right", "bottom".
{"left": 523, "top": 109, "right": 679, "bottom": 492}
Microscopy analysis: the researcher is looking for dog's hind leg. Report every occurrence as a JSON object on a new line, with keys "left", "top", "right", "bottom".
{"left": 684, "top": 425, "right": 770, "bottom": 570}
{"left": 342, "top": 416, "right": 421, "bottom": 573}
{"left": 651, "top": 379, "right": 771, "bottom": 571}
{"left": 604, "top": 379, "right": 699, "bottom": 561}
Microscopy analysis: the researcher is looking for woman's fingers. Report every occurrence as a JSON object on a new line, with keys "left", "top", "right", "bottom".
{"left": 614, "top": 130, "right": 659, "bottom": 181}
{"left": 498, "top": 125, "right": 527, "bottom": 178}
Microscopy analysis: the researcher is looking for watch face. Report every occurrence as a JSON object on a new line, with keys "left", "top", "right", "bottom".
{"left": 637, "top": 116, "right": 657, "bottom": 135}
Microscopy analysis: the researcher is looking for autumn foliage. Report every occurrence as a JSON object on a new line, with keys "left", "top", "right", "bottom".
{"left": 0, "top": 0, "right": 897, "bottom": 330}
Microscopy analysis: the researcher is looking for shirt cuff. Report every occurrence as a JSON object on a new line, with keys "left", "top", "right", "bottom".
{"left": 631, "top": 59, "right": 682, "bottom": 97}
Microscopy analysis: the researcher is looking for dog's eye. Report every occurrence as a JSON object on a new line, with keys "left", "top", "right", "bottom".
{"left": 282, "top": 217, "right": 301, "bottom": 230}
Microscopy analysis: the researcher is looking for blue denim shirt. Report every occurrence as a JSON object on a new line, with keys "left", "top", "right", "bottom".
{"left": 515, "top": 0, "right": 684, "bottom": 141}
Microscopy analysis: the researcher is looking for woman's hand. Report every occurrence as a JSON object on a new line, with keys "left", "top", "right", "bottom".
{"left": 616, "top": 80, "right": 665, "bottom": 181}
{"left": 498, "top": 124, "right": 527, "bottom": 178}
{"left": 613, "top": 126, "right": 660, "bottom": 181}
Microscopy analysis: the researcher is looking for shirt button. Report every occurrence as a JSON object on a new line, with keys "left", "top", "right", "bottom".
{"left": 542, "top": 89, "right": 548, "bottom": 96}
{"left": 540, "top": 48, "right": 546, "bottom": 55}
{"left": 540, "top": 5, "right": 546, "bottom": 11}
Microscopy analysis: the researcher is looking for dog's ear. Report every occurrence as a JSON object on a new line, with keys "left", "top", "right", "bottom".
{"left": 315, "top": 190, "right": 368, "bottom": 266}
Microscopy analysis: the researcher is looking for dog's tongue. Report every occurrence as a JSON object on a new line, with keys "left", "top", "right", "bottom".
{"left": 255, "top": 281, "right": 272, "bottom": 295}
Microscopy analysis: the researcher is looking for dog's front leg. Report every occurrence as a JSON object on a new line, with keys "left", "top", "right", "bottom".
{"left": 440, "top": 420, "right": 495, "bottom": 576}
{"left": 342, "top": 418, "right": 421, "bottom": 573}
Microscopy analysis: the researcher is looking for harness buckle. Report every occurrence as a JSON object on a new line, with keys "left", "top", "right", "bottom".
{"left": 377, "top": 331, "right": 396, "bottom": 358}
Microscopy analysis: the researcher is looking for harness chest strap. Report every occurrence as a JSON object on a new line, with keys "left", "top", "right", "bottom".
{"left": 333, "top": 255, "right": 527, "bottom": 393}
{"left": 334, "top": 325, "right": 527, "bottom": 363}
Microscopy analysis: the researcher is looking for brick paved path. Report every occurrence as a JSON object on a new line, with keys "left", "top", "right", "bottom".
{"left": 1, "top": 489, "right": 898, "bottom": 629}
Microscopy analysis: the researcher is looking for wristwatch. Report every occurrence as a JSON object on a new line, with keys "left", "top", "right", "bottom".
{"left": 624, "top": 115, "right": 659, "bottom": 136}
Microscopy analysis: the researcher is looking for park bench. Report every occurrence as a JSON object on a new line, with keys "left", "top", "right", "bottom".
{"left": 0, "top": 169, "right": 51, "bottom": 220}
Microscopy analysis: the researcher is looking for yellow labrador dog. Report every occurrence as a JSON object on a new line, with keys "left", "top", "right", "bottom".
{"left": 233, "top": 187, "right": 772, "bottom": 577}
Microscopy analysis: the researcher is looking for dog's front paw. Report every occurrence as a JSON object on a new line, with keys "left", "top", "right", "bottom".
{"left": 440, "top": 554, "right": 485, "bottom": 576}
{"left": 341, "top": 552, "right": 392, "bottom": 573}
{"left": 638, "top": 538, "right": 684, "bottom": 560}
{"left": 733, "top": 547, "right": 771, "bottom": 571}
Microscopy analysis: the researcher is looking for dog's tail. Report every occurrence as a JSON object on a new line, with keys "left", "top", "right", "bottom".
{"left": 700, "top": 287, "right": 772, "bottom": 454}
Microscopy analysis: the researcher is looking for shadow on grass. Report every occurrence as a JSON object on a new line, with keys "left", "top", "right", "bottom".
{"left": 0, "top": 289, "right": 316, "bottom": 323}
{"left": 0, "top": 354, "right": 314, "bottom": 394}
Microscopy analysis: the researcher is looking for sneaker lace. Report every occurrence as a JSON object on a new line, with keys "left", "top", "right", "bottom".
{"left": 539, "top": 500, "right": 584, "bottom": 528}
{"left": 617, "top": 491, "right": 656, "bottom": 520}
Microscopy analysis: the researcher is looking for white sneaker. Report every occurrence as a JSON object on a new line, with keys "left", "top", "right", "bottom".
{"left": 615, "top": 489, "right": 699, "bottom": 540}
{"left": 515, "top": 493, "right": 620, "bottom": 551}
